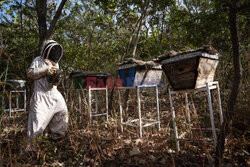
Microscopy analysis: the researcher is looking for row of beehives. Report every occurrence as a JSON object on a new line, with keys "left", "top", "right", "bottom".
{"left": 70, "top": 46, "right": 220, "bottom": 90}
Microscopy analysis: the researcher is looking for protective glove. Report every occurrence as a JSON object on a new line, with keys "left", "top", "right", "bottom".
{"left": 47, "top": 69, "right": 63, "bottom": 85}
{"left": 47, "top": 67, "right": 57, "bottom": 76}
{"left": 43, "top": 59, "right": 56, "bottom": 74}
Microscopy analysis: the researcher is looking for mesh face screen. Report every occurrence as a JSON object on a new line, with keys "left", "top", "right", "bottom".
{"left": 42, "top": 42, "right": 54, "bottom": 59}
{"left": 48, "top": 45, "right": 62, "bottom": 63}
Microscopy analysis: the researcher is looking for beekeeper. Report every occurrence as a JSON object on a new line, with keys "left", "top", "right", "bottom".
{"left": 26, "top": 40, "right": 68, "bottom": 150}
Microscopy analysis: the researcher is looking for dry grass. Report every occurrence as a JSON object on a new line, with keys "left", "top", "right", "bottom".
{"left": 0, "top": 90, "right": 249, "bottom": 166}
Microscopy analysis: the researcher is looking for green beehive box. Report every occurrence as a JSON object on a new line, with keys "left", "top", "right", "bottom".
{"left": 70, "top": 71, "right": 111, "bottom": 89}
{"left": 72, "top": 76, "right": 83, "bottom": 89}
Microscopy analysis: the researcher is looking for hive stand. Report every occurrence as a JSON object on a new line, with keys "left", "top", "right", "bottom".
{"left": 169, "top": 81, "right": 223, "bottom": 152}
{"left": 77, "top": 86, "right": 108, "bottom": 123}
{"left": 118, "top": 85, "right": 160, "bottom": 138}
{"left": 2, "top": 90, "right": 26, "bottom": 117}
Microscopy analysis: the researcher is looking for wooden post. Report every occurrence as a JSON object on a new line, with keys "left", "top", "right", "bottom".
{"left": 169, "top": 89, "right": 180, "bottom": 152}
{"left": 206, "top": 83, "right": 217, "bottom": 145}
{"left": 16, "top": 92, "right": 19, "bottom": 109}
{"left": 95, "top": 91, "right": 98, "bottom": 113}
{"left": 137, "top": 87, "right": 142, "bottom": 138}
{"left": 88, "top": 87, "right": 92, "bottom": 123}
{"left": 9, "top": 91, "right": 12, "bottom": 117}
{"left": 106, "top": 86, "right": 108, "bottom": 121}
{"left": 24, "top": 89, "right": 26, "bottom": 112}
{"left": 216, "top": 82, "right": 223, "bottom": 124}
{"left": 118, "top": 90, "right": 123, "bottom": 132}
{"left": 156, "top": 86, "right": 160, "bottom": 130}
{"left": 185, "top": 93, "right": 191, "bottom": 125}
{"left": 78, "top": 90, "right": 82, "bottom": 122}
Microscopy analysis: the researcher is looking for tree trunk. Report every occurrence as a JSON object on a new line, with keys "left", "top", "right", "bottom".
{"left": 121, "top": 0, "right": 151, "bottom": 116}
{"left": 131, "top": 0, "right": 151, "bottom": 58}
{"left": 215, "top": 2, "right": 242, "bottom": 165}
{"left": 20, "top": 0, "right": 26, "bottom": 75}
{"left": 109, "top": 0, "right": 151, "bottom": 111}
{"left": 35, "top": 0, "right": 67, "bottom": 57}
{"left": 120, "top": 18, "right": 140, "bottom": 62}
{"left": 36, "top": 0, "right": 47, "bottom": 57}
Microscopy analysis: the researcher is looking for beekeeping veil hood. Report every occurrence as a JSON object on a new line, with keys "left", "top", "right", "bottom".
{"left": 41, "top": 40, "right": 63, "bottom": 63}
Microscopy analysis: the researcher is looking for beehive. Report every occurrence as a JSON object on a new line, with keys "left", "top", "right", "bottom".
{"left": 69, "top": 71, "right": 111, "bottom": 89}
{"left": 1, "top": 80, "right": 26, "bottom": 91}
{"left": 117, "top": 58, "right": 162, "bottom": 87}
{"left": 157, "top": 46, "right": 220, "bottom": 90}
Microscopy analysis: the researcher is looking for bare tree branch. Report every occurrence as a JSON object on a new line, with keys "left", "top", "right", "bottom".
{"left": 120, "top": 18, "right": 140, "bottom": 62}
{"left": 131, "top": 0, "right": 151, "bottom": 58}
{"left": 47, "top": 0, "right": 68, "bottom": 38}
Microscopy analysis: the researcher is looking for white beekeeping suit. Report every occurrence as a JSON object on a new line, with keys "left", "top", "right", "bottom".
{"left": 26, "top": 40, "right": 68, "bottom": 150}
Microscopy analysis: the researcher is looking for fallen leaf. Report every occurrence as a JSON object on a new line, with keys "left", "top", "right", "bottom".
{"left": 129, "top": 147, "right": 140, "bottom": 156}
{"left": 135, "top": 138, "right": 143, "bottom": 145}
{"left": 124, "top": 139, "right": 131, "bottom": 144}
{"left": 159, "top": 157, "right": 166, "bottom": 165}
{"left": 150, "top": 155, "right": 156, "bottom": 161}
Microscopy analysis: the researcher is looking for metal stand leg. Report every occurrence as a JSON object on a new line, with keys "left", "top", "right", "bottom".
{"left": 106, "top": 86, "right": 108, "bottom": 121}
{"left": 206, "top": 83, "right": 217, "bottom": 145}
{"left": 88, "top": 87, "right": 92, "bottom": 123}
{"left": 3, "top": 90, "right": 26, "bottom": 116}
{"left": 118, "top": 90, "right": 123, "bottom": 132}
{"left": 169, "top": 89, "right": 180, "bottom": 152}
{"left": 156, "top": 86, "right": 160, "bottom": 130}
{"left": 118, "top": 85, "right": 160, "bottom": 138}
{"left": 216, "top": 83, "right": 223, "bottom": 125}
{"left": 87, "top": 87, "right": 109, "bottom": 124}
{"left": 137, "top": 87, "right": 142, "bottom": 138}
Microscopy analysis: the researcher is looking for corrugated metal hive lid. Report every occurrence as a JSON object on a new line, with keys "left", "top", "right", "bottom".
{"left": 155, "top": 46, "right": 221, "bottom": 64}
{"left": 117, "top": 58, "right": 161, "bottom": 70}
{"left": 69, "top": 71, "right": 112, "bottom": 78}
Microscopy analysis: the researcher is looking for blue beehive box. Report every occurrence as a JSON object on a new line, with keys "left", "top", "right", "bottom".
{"left": 118, "top": 66, "right": 136, "bottom": 87}
{"left": 117, "top": 58, "right": 162, "bottom": 87}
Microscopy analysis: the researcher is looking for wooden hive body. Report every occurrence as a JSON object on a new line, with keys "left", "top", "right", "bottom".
{"left": 159, "top": 50, "right": 219, "bottom": 90}
{"left": 69, "top": 71, "right": 111, "bottom": 89}
{"left": 117, "top": 58, "right": 162, "bottom": 87}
